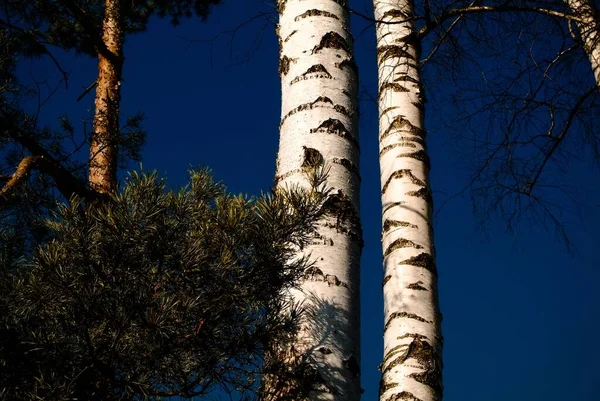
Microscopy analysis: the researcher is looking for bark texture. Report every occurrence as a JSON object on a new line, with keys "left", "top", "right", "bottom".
{"left": 566, "top": 0, "right": 600, "bottom": 86}
{"left": 374, "top": 2, "right": 443, "bottom": 401}
{"left": 263, "top": 1, "right": 362, "bottom": 400}
{"left": 89, "top": 0, "right": 124, "bottom": 194}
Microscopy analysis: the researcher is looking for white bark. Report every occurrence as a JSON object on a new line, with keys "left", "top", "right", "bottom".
{"left": 566, "top": 0, "right": 600, "bottom": 86}
{"left": 373, "top": 1, "right": 443, "bottom": 401}
{"left": 267, "top": 1, "right": 362, "bottom": 400}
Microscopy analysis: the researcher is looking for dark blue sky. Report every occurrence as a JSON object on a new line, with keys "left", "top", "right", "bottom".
{"left": 17, "top": 0, "right": 600, "bottom": 400}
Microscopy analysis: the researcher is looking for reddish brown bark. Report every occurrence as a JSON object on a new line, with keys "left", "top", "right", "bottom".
{"left": 89, "top": 0, "right": 124, "bottom": 194}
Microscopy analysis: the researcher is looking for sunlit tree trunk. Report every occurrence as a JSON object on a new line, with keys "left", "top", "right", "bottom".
{"left": 263, "top": 1, "right": 362, "bottom": 400}
{"left": 373, "top": 1, "right": 443, "bottom": 401}
{"left": 89, "top": 0, "right": 123, "bottom": 194}
{"left": 566, "top": 0, "right": 600, "bottom": 86}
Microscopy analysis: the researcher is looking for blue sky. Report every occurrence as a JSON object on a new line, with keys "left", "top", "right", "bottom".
{"left": 16, "top": 0, "right": 600, "bottom": 399}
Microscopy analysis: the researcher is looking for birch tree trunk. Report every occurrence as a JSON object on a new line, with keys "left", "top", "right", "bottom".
{"left": 566, "top": 0, "right": 600, "bottom": 86}
{"left": 264, "top": 1, "right": 362, "bottom": 400}
{"left": 373, "top": 1, "right": 443, "bottom": 401}
{"left": 89, "top": 0, "right": 123, "bottom": 194}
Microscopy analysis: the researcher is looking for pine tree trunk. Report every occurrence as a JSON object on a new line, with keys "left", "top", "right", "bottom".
{"left": 263, "top": 1, "right": 362, "bottom": 400}
{"left": 566, "top": 0, "right": 600, "bottom": 86}
{"left": 373, "top": 1, "right": 443, "bottom": 401}
{"left": 89, "top": 0, "right": 123, "bottom": 194}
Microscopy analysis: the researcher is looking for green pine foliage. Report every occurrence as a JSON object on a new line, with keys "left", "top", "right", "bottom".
{"left": 0, "top": 168, "right": 328, "bottom": 400}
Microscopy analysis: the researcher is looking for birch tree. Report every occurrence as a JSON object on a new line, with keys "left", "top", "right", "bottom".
{"left": 566, "top": 0, "right": 600, "bottom": 86}
{"left": 373, "top": 1, "right": 442, "bottom": 401}
{"left": 262, "top": 0, "right": 362, "bottom": 400}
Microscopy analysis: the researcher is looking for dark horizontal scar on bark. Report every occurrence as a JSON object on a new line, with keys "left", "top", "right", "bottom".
{"left": 381, "top": 169, "right": 426, "bottom": 194}
{"left": 394, "top": 74, "right": 420, "bottom": 84}
{"left": 406, "top": 186, "right": 433, "bottom": 205}
{"left": 309, "top": 118, "right": 359, "bottom": 149}
{"left": 406, "top": 280, "right": 428, "bottom": 291}
{"left": 304, "top": 266, "right": 348, "bottom": 287}
{"left": 313, "top": 31, "right": 351, "bottom": 55}
{"left": 383, "top": 238, "right": 424, "bottom": 258}
{"left": 383, "top": 219, "right": 418, "bottom": 234}
{"left": 377, "top": 45, "right": 414, "bottom": 63}
{"left": 382, "top": 274, "right": 391, "bottom": 287}
{"left": 280, "top": 96, "right": 340, "bottom": 126}
{"left": 379, "top": 82, "right": 410, "bottom": 99}
{"left": 380, "top": 116, "right": 426, "bottom": 141}
{"left": 385, "top": 312, "right": 430, "bottom": 331}
{"left": 295, "top": 9, "right": 339, "bottom": 21}
{"left": 279, "top": 55, "right": 297, "bottom": 77}
{"left": 290, "top": 64, "right": 332, "bottom": 84}
{"left": 380, "top": 139, "right": 426, "bottom": 157}
{"left": 283, "top": 29, "right": 297, "bottom": 42}
{"left": 335, "top": 57, "right": 358, "bottom": 77}
{"left": 382, "top": 391, "right": 423, "bottom": 401}
{"left": 382, "top": 201, "right": 405, "bottom": 214}
{"left": 331, "top": 157, "right": 360, "bottom": 179}
{"left": 274, "top": 168, "right": 303, "bottom": 186}
{"left": 396, "top": 149, "right": 431, "bottom": 169}
{"left": 398, "top": 252, "right": 437, "bottom": 276}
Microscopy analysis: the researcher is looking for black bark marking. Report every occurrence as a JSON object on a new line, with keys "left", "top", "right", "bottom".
{"left": 406, "top": 187, "right": 433, "bottom": 205}
{"left": 383, "top": 238, "right": 423, "bottom": 257}
{"left": 383, "top": 219, "right": 418, "bottom": 234}
{"left": 291, "top": 64, "right": 332, "bottom": 85}
{"left": 397, "top": 333, "right": 428, "bottom": 340}
{"left": 276, "top": 0, "right": 287, "bottom": 13}
{"left": 398, "top": 253, "right": 437, "bottom": 276}
{"left": 336, "top": 57, "right": 359, "bottom": 77}
{"left": 280, "top": 96, "right": 333, "bottom": 126}
{"left": 304, "top": 64, "right": 330, "bottom": 75}
{"left": 304, "top": 266, "right": 324, "bottom": 280}
{"left": 397, "top": 149, "right": 431, "bottom": 169}
{"left": 412, "top": 101, "right": 424, "bottom": 110}
{"left": 382, "top": 274, "right": 391, "bottom": 287}
{"left": 317, "top": 347, "right": 333, "bottom": 355}
{"left": 284, "top": 29, "right": 297, "bottom": 42}
{"left": 379, "top": 82, "right": 410, "bottom": 99}
{"left": 382, "top": 391, "right": 423, "bottom": 401}
{"left": 382, "top": 200, "right": 406, "bottom": 214}
{"left": 407, "top": 281, "right": 428, "bottom": 291}
{"left": 331, "top": 157, "right": 359, "bottom": 178}
{"left": 308, "top": 233, "right": 334, "bottom": 247}
{"left": 380, "top": 116, "right": 426, "bottom": 141}
{"left": 380, "top": 139, "right": 427, "bottom": 157}
{"left": 384, "top": 311, "right": 429, "bottom": 331}
{"left": 313, "top": 31, "right": 351, "bottom": 55}
{"left": 325, "top": 274, "right": 347, "bottom": 287}
{"left": 302, "top": 147, "right": 323, "bottom": 168}
{"left": 382, "top": 344, "right": 406, "bottom": 365}
{"left": 377, "top": 45, "right": 414, "bottom": 62}
{"left": 322, "top": 190, "right": 362, "bottom": 245}
{"left": 382, "top": 106, "right": 400, "bottom": 115}
{"left": 333, "top": 104, "right": 351, "bottom": 116}
{"left": 310, "top": 118, "right": 358, "bottom": 149}
{"left": 404, "top": 338, "right": 443, "bottom": 397}
{"left": 379, "top": 380, "right": 399, "bottom": 396}
{"left": 394, "top": 74, "right": 419, "bottom": 84}
{"left": 381, "top": 9, "right": 412, "bottom": 21}
{"left": 295, "top": 9, "right": 339, "bottom": 21}
{"left": 279, "top": 55, "right": 296, "bottom": 77}
{"left": 274, "top": 168, "right": 304, "bottom": 186}
{"left": 381, "top": 169, "right": 426, "bottom": 194}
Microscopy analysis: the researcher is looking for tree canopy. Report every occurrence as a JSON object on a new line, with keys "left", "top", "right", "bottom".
{"left": 0, "top": 168, "right": 327, "bottom": 400}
